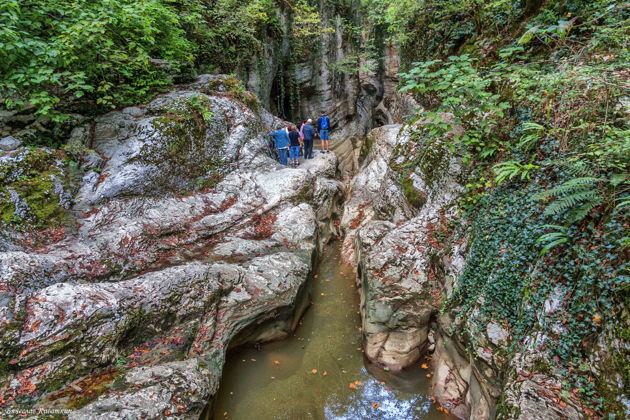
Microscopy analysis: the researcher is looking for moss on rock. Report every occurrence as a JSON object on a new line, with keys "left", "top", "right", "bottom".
{"left": 0, "top": 148, "right": 74, "bottom": 228}
{"left": 145, "top": 94, "right": 229, "bottom": 193}
{"left": 401, "top": 177, "right": 427, "bottom": 208}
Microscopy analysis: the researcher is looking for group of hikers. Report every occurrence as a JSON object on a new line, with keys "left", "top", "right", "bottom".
{"left": 268, "top": 111, "right": 331, "bottom": 168}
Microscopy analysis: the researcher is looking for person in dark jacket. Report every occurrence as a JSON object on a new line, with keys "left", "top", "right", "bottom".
{"left": 302, "top": 119, "right": 316, "bottom": 159}
{"left": 316, "top": 111, "right": 331, "bottom": 154}
{"left": 288, "top": 125, "right": 301, "bottom": 167}
{"left": 268, "top": 127, "right": 290, "bottom": 166}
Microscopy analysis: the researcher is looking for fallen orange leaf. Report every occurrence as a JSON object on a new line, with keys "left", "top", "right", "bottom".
{"left": 354, "top": 381, "right": 363, "bottom": 386}
{"left": 311, "top": 369, "right": 318, "bottom": 374}
{"left": 421, "top": 363, "right": 428, "bottom": 369}
{"left": 348, "top": 383, "right": 357, "bottom": 389}
{"left": 371, "top": 402, "right": 381, "bottom": 409}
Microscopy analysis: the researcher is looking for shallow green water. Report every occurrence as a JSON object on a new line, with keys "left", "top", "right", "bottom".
{"left": 212, "top": 243, "right": 456, "bottom": 420}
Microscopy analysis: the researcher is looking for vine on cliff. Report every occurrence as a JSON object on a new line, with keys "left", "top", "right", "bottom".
{"left": 395, "top": 0, "right": 628, "bottom": 415}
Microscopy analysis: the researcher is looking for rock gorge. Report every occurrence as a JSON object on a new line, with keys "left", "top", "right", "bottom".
{"left": 1, "top": 76, "right": 346, "bottom": 418}
{"left": 1, "top": 1, "right": 627, "bottom": 419}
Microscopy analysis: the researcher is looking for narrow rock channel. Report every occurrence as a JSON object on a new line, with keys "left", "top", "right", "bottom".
{"left": 208, "top": 242, "right": 456, "bottom": 420}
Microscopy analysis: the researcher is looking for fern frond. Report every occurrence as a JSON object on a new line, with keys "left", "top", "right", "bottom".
{"left": 615, "top": 195, "right": 630, "bottom": 211}
{"left": 522, "top": 122, "right": 545, "bottom": 132}
{"left": 542, "top": 159, "right": 596, "bottom": 177}
{"left": 543, "top": 191, "right": 600, "bottom": 217}
{"left": 568, "top": 201, "right": 599, "bottom": 223}
{"left": 533, "top": 177, "right": 601, "bottom": 200}
{"left": 537, "top": 224, "right": 569, "bottom": 255}
{"left": 540, "top": 238, "right": 569, "bottom": 255}
{"left": 518, "top": 122, "right": 546, "bottom": 151}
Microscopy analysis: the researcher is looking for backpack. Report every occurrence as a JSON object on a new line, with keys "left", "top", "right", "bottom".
{"left": 320, "top": 116, "right": 329, "bottom": 130}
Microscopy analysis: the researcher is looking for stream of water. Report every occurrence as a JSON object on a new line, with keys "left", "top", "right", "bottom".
{"left": 211, "top": 242, "right": 456, "bottom": 420}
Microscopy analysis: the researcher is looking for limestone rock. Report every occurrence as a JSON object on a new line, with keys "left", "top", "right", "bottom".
{"left": 0, "top": 136, "right": 21, "bottom": 151}
{"left": 343, "top": 121, "right": 464, "bottom": 372}
{"left": 0, "top": 76, "right": 342, "bottom": 418}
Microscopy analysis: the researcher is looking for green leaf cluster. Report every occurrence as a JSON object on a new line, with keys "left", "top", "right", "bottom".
{"left": 1, "top": 0, "right": 194, "bottom": 118}
{"left": 0, "top": 0, "right": 329, "bottom": 124}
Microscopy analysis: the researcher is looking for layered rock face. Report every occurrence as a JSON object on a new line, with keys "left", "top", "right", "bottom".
{"left": 342, "top": 122, "right": 605, "bottom": 420}
{"left": 342, "top": 120, "right": 464, "bottom": 372}
{"left": 243, "top": 7, "right": 415, "bottom": 143}
{"left": 0, "top": 76, "right": 343, "bottom": 418}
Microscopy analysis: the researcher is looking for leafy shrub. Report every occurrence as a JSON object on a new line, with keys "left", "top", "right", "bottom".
{"left": 1, "top": 0, "right": 194, "bottom": 119}
{"left": 0, "top": 0, "right": 328, "bottom": 128}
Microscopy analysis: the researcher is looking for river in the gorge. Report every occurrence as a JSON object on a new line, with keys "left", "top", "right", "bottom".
{"left": 211, "top": 242, "right": 457, "bottom": 420}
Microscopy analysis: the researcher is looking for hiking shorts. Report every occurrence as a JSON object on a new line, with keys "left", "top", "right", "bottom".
{"left": 319, "top": 129, "right": 329, "bottom": 140}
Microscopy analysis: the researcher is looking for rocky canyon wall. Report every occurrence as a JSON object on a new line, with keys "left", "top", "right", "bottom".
{"left": 242, "top": 2, "right": 415, "bottom": 140}
{"left": 341, "top": 121, "right": 625, "bottom": 420}
{"left": 0, "top": 75, "right": 344, "bottom": 418}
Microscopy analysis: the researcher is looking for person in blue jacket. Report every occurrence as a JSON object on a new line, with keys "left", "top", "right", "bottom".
{"left": 302, "top": 119, "right": 316, "bottom": 159}
{"left": 317, "top": 111, "right": 331, "bottom": 154}
{"left": 268, "top": 127, "right": 290, "bottom": 166}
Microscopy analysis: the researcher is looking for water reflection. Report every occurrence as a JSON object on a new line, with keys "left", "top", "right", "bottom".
{"left": 212, "top": 243, "right": 455, "bottom": 420}
{"left": 324, "top": 366, "right": 436, "bottom": 419}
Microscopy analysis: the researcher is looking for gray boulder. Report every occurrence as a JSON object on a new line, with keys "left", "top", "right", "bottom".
{"left": 0, "top": 75, "right": 343, "bottom": 418}
{"left": 0, "top": 136, "right": 21, "bottom": 151}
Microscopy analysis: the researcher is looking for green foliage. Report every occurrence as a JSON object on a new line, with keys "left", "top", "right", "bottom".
{"left": 1, "top": 0, "right": 194, "bottom": 118}
{"left": 0, "top": 0, "right": 329, "bottom": 128}
{"left": 399, "top": 54, "right": 511, "bottom": 164}
{"left": 536, "top": 225, "right": 569, "bottom": 255}
{"left": 173, "top": 0, "right": 279, "bottom": 72}
{"left": 533, "top": 177, "right": 603, "bottom": 223}
{"left": 393, "top": 1, "right": 629, "bottom": 415}
{"left": 365, "top": 0, "right": 521, "bottom": 63}
{"left": 398, "top": 0, "right": 629, "bottom": 225}
{"left": 330, "top": 53, "right": 377, "bottom": 76}
{"left": 290, "top": 0, "right": 331, "bottom": 55}
{"left": 493, "top": 161, "right": 538, "bottom": 184}
{"left": 517, "top": 122, "right": 546, "bottom": 151}
{"left": 533, "top": 173, "right": 628, "bottom": 224}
